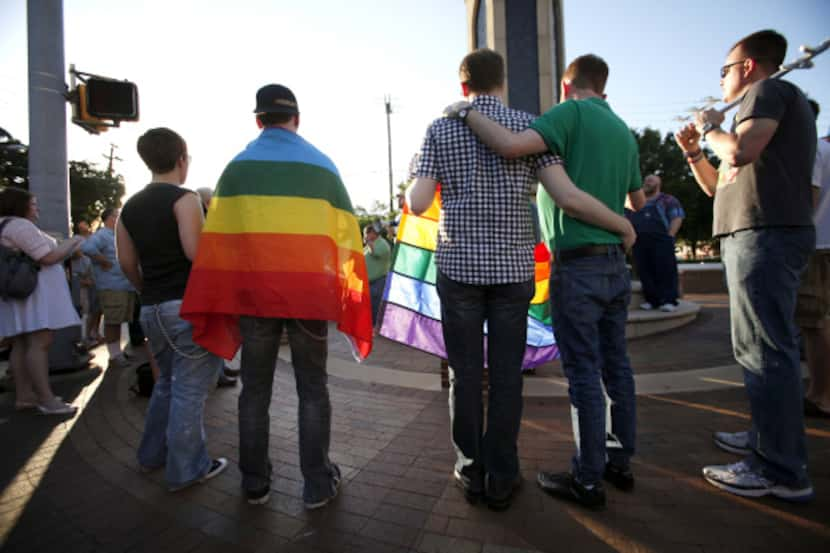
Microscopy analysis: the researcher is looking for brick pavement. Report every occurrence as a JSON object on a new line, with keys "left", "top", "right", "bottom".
{"left": 1, "top": 296, "right": 829, "bottom": 552}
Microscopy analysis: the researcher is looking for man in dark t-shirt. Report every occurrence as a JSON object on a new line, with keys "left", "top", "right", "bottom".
{"left": 676, "top": 30, "right": 816, "bottom": 502}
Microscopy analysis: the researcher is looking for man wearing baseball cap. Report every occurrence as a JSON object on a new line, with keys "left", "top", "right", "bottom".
{"left": 181, "top": 84, "right": 372, "bottom": 507}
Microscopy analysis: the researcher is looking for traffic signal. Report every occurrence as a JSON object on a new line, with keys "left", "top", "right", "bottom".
{"left": 85, "top": 78, "right": 139, "bottom": 121}
{"left": 69, "top": 68, "right": 140, "bottom": 134}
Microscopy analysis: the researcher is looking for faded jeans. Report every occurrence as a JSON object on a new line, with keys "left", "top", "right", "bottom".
{"left": 721, "top": 227, "right": 814, "bottom": 487}
{"left": 136, "top": 300, "right": 222, "bottom": 488}
{"left": 238, "top": 316, "right": 338, "bottom": 504}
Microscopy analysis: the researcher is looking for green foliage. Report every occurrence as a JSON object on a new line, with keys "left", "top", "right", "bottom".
{"left": 633, "top": 128, "right": 717, "bottom": 259}
{"left": 0, "top": 128, "right": 29, "bottom": 189}
{"left": 0, "top": 128, "right": 125, "bottom": 228}
{"left": 68, "top": 161, "right": 125, "bottom": 226}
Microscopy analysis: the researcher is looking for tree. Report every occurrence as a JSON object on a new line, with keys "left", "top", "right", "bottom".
{"left": 68, "top": 161, "right": 125, "bottom": 226}
{"left": 632, "top": 127, "right": 718, "bottom": 259}
{"left": 0, "top": 127, "right": 29, "bottom": 189}
{"left": 1, "top": 128, "right": 125, "bottom": 228}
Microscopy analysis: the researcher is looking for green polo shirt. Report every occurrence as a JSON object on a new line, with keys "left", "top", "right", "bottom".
{"left": 529, "top": 97, "right": 642, "bottom": 251}
{"left": 364, "top": 237, "right": 391, "bottom": 282}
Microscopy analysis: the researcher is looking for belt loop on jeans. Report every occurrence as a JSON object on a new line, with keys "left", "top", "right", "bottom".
{"left": 554, "top": 244, "right": 623, "bottom": 263}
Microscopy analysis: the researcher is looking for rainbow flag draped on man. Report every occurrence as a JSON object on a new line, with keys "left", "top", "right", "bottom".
{"left": 378, "top": 187, "right": 559, "bottom": 368}
{"left": 180, "top": 128, "right": 373, "bottom": 360}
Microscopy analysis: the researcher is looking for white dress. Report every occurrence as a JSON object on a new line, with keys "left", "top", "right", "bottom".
{"left": 0, "top": 217, "right": 80, "bottom": 337}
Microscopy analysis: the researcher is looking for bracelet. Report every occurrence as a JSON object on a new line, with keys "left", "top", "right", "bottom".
{"left": 687, "top": 151, "right": 704, "bottom": 164}
{"left": 684, "top": 148, "right": 702, "bottom": 160}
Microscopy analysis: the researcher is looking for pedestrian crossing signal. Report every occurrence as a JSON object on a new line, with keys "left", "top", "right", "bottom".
{"left": 69, "top": 67, "right": 140, "bottom": 135}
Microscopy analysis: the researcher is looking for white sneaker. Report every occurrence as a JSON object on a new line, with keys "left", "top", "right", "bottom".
{"left": 640, "top": 302, "right": 654, "bottom": 310}
{"left": 659, "top": 303, "right": 677, "bottom": 312}
{"left": 702, "top": 460, "right": 814, "bottom": 502}
{"left": 37, "top": 400, "right": 78, "bottom": 416}
{"left": 713, "top": 431, "right": 751, "bottom": 455}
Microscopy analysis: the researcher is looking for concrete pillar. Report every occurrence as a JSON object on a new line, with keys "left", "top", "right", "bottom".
{"left": 464, "top": 0, "right": 565, "bottom": 114}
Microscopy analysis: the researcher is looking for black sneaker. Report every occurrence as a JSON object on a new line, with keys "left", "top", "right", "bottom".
{"left": 485, "top": 474, "right": 522, "bottom": 511}
{"left": 246, "top": 486, "right": 271, "bottom": 505}
{"left": 537, "top": 471, "right": 606, "bottom": 510}
{"left": 304, "top": 464, "right": 342, "bottom": 510}
{"left": 603, "top": 463, "right": 634, "bottom": 492}
{"left": 169, "top": 458, "right": 228, "bottom": 492}
{"left": 217, "top": 372, "right": 238, "bottom": 388}
{"left": 453, "top": 468, "right": 484, "bottom": 504}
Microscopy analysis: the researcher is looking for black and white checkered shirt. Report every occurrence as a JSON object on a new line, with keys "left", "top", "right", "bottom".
{"left": 415, "top": 95, "right": 561, "bottom": 285}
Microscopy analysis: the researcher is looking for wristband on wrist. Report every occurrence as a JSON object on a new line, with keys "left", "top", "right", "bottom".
{"left": 687, "top": 151, "right": 704, "bottom": 164}
{"left": 684, "top": 148, "right": 702, "bottom": 159}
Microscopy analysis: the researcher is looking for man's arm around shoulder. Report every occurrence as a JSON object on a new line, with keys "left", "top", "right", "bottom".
{"left": 465, "top": 110, "right": 548, "bottom": 159}
{"left": 537, "top": 165, "right": 636, "bottom": 250}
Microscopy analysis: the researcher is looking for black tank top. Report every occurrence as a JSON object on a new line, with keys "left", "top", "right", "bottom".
{"left": 120, "top": 183, "right": 194, "bottom": 305}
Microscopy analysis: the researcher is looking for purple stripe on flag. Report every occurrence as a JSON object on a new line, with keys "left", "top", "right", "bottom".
{"left": 379, "top": 303, "right": 446, "bottom": 358}
{"left": 379, "top": 303, "right": 560, "bottom": 369}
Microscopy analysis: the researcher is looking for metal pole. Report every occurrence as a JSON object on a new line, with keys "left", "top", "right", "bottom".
{"left": 27, "top": 0, "right": 69, "bottom": 237}
{"left": 385, "top": 95, "right": 393, "bottom": 214}
{"left": 27, "top": 0, "right": 89, "bottom": 373}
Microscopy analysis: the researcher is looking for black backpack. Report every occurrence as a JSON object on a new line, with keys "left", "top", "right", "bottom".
{"left": 0, "top": 218, "right": 40, "bottom": 300}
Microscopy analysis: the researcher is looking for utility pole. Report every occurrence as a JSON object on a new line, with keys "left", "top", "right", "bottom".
{"left": 384, "top": 94, "right": 393, "bottom": 214}
{"left": 103, "top": 143, "right": 122, "bottom": 176}
{"left": 27, "top": 0, "right": 69, "bottom": 237}
{"left": 27, "top": 0, "right": 90, "bottom": 372}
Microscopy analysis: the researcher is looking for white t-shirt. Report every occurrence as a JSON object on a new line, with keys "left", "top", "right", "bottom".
{"left": 813, "top": 139, "right": 830, "bottom": 249}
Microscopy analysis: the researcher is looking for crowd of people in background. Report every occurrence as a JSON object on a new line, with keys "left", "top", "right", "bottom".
{"left": 1, "top": 27, "right": 827, "bottom": 514}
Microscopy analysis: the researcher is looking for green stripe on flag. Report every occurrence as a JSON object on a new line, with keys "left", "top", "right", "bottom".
{"left": 529, "top": 302, "right": 551, "bottom": 324}
{"left": 215, "top": 161, "right": 354, "bottom": 213}
{"left": 393, "top": 242, "right": 437, "bottom": 285}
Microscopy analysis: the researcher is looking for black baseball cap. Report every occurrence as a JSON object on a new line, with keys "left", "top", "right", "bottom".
{"left": 254, "top": 84, "right": 299, "bottom": 115}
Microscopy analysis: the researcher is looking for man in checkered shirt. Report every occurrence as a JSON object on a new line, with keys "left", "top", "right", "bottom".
{"left": 407, "top": 49, "right": 635, "bottom": 511}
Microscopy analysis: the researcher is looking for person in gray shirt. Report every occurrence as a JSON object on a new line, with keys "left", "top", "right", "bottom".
{"left": 676, "top": 29, "right": 816, "bottom": 502}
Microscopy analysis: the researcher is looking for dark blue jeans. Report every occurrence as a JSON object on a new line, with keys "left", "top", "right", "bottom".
{"left": 238, "top": 317, "right": 339, "bottom": 504}
{"left": 632, "top": 232, "right": 679, "bottom": 306}
{"left": 551, "top": 246, "right": 636, "bottom": 485}
{"left": 721, "top": 227, "right": 814, "bottom": 487}
{"left": 436, "top": 271, "right": 534, "bottom": 485}
{"left": 369, "top": 276, "right": 387, "bottom": 326}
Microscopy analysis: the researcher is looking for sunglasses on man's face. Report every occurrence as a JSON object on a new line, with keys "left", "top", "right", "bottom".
{"left": 720, "top": 60, "right": 746, "bottom": 79}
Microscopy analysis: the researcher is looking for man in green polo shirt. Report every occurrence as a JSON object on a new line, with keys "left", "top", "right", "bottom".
{"left": 363, "top": 223, "right": 391, "bottom": 326}
{"left": 446, "top": 54, "right": 645, "bottom": 510}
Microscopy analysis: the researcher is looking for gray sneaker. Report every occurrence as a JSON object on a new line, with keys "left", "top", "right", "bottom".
{"left": 713, "top": 431, "right": 750, "bottom": 455}
{"left": 702, "top": 460, "right": 814, "bottom": 502}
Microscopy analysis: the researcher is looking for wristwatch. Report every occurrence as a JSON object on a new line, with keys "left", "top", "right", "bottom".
{"left": 458, "top": 107, "right": 470, "bottom": 122}
{"left": 701, "top": 122, "right": 721, "bottom": 139}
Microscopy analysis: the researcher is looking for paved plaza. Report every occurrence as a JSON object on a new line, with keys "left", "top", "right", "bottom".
{"left": 1, "top": 294, "right": 828, "bottom": 553}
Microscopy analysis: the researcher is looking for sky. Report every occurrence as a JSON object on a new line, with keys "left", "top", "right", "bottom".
{"left": 1, "top": 0, "right": 828, "bottom": 214}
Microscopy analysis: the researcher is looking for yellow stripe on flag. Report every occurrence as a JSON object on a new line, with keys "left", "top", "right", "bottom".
{"left": 397, "top": 212, "right": 438, "bottom": 252}
{"left": 206, "top": 195, "right": 363, "bottom": 254}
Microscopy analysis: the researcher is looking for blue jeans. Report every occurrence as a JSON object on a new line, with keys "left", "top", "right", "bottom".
{"left": 436, "top": 270, "right": 533, "bottom": 486}
{"left": 551, "top": 246, "right": 636, "bottom": 485}
{"left": 721, "top": 227, "right": 814, "bottom": 487}
{"left": 632, "top": 232, "right": 679, "bottom": 306}
{"left": 238, "top": 317, "right": 338, "bottom": 504}
{"left": 369, "top": 276, "right": 387, "bottom": 326}
{"left": 136, "top": 300, "right": 222, "bottom": 488}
